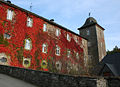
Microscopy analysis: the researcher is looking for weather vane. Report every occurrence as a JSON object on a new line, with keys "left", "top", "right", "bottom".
{"left": 89, "top": 12, "right": 91, "bottom": 17}
{"left": 30, "top": 3, "right": 32, "bottom": 12}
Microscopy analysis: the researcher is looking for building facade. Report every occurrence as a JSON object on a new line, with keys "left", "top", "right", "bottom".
{"left": 0, "top": 0, "right": 89, "bottom": 75}
{"left": 0, "top": 0, "right": 106, "bottom": 75}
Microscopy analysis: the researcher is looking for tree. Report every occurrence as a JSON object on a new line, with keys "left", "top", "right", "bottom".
{"left": 107, "top": 46, "right": 120, "bottom": 54}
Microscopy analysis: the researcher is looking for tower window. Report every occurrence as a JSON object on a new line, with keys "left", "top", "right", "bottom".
{"left": 88, "top": 42, "right": 91, "bottom": 47}
{"left": 43, "top": 24, "right": 47, "bottom": 32}
{"left": 7, "top": 9, "right": 13, "bottom": 20}
{"left": 27, "top": 17, "right": 33, "bottom": 27}
{"left": 24, "top": 38, "right": 32, "bottom": 50}
{"left": 56, "top": 29, "right": 61, "bottom": 36}
{"left": 42, "top": 43, "right": 48, "bottom": 53}
{"left": 87, "top": 30, "right": 90, "bottom": 35}
{"left": 56, "top": 45, "right": 60, "bottom": 56}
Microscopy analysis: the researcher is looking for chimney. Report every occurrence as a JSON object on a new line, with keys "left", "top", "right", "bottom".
{"left": 7, "top": 0, "right": 11, "bottom": 3}
{"left": 50, "top": 19, "right": 54, "bottom": 22}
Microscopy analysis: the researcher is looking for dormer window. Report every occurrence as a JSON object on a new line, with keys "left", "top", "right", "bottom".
{"left": 56, "top": 29, "right": 61, "bottom": 36}
{"left": 67, "top": 34, "right": 71, "bottom": 41}
{"left": 24, "top": 38, "right": 32, "bottom": 50}
{"left": 87, "top": 30, "right": 90, "bottom": 35}
{"left": 4, "top": 33, "right": 11, "bottom": 39}
{"left": 56, "top": 45, "right": 60, "bottom": 56}
{"left": 43, "top": 24, "right": 47, "bottom": 32}
{"left": 27, "top": 17, "right": 33, "bottom": 27}
{"left": 7, "top": 9, "right": 13, "bottom": 20}
{"left": 42, "top": 43, "right": 48, "bottom": 53}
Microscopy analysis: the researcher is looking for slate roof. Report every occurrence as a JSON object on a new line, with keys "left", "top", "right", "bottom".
{"left": 78, "top": 17, "right": 105, "bottom": 30}
{"left": 94, "top": 53, "right": 120, "bottom": 76}
{"left": 100, "top": 53, "right": 120, "bottom": 76}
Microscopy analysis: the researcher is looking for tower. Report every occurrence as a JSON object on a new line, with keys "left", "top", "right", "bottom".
{"left": 78, "top": 17, "right": 106, "bottom": 74}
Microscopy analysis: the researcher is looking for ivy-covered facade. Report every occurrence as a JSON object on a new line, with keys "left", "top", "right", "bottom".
{"left": 0, "top": 0, "right": 89, "bottom": 75}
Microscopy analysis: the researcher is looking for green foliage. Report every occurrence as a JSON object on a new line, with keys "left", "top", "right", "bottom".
{"left": 0, "top": 35, "right": 9, "bottom": 46}
{"left": 107, "top": 46, "right": 120, "bottom": 54}
{"left": 16, "top": 47, "right": 24, "bottom": 63}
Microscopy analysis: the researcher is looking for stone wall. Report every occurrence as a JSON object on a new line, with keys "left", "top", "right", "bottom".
{"left": 0, "top": 65, "right": 120, "bottom": 87}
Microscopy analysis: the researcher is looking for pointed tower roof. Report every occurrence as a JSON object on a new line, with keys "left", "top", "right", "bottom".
{"left": 78, "top": 17, "right": 105, "bottom": 30}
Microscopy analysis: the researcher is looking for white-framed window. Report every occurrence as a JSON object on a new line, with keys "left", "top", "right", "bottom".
{"left": 42, "top": 43, "right": 47, "bottom": 53}
{"left": 76, "top": 52, "right": 79, "bottom": 59}
{"left": 56, "top": 45, "right": 60, "bottom": 56}
{"left": 56, "top": 29, "right": 61, "bottom": 36}
{"left": 74, "top": 36, "right": 78, "bottom": 43}
{"left": 7, "top": 9, "right": 13, "bottom": 20}
{"left": 43, "top": 24, "right": 47, "bottom": 32}
{"left": 67, "top": 34, "right": 71, "bottom": 41}
{"left": 67, "top": 50, "right": 71, "bottom": 58}
{"left": 87, "top": 30, "right": 90, "bottom": 35}
{"left": 24, "top": 38, "right": 32, "bottom": 50}
{"left": 27, "top": 17, "right": 33, "bottom": 27}
{"left": 4, "top": 33, "right": 11, "bottom": 39}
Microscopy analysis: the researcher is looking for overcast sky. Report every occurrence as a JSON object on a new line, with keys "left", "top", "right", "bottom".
{"left": 10, "top": 0, "right": 120, "bottom": 51}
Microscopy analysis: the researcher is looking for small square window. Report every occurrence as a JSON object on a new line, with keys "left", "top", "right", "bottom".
{"left": 56, "top": 45, "right": 60, "bottom": 56}
{"left": 43, "top": 24, "right": 47, "bottom": 32}
{"left": 24, "top": 38, "right": 32, "bottom": 50}
{"left": 42, "top": 44, "right": 47, "bottom": 53}
{"left": 56, "top": 29, "right": 61, "bottom": 36}
{"left": 7, "top": 9, "right": 13, "bottom": 20}
{"left": 67, "top": 34, "right": 71, "bottom": 41}
{"left": 4, "top": 33, "right": 11, "bottom": 39}
{"left": 27, "top": 17, "right": 33, "bottom": 27}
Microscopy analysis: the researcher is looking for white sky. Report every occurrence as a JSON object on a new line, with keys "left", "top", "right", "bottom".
{"left": 9, "top": 0, "right": 120, "bottom": 51}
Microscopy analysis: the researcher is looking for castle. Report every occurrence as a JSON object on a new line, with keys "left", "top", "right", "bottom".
{"left": 0, "top": 0, "right": 106, "bottom": 75}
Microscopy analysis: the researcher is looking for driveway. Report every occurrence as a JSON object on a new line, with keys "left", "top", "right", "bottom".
{"left": 0, "top": 74, "right": 37, "bottom": 87}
